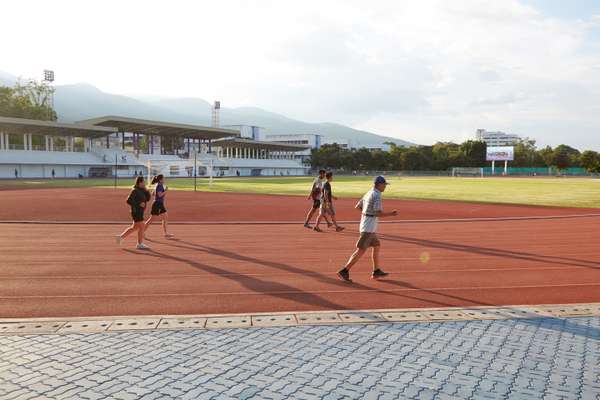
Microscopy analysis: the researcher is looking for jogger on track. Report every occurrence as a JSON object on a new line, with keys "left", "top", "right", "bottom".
{"left": 314, "top": 171, "right": 344, "bottom": 232}
{"left": 116, "top": 176, "right": 152, "bottom": 250}
{"left": 337, "top": 176, "right": 397, "bottom": 282}
{"left": 303, "top": 169, "right": 331, "bottom": 229}
{"left": 144, "top": 174, "right": 174, "bottom": 239}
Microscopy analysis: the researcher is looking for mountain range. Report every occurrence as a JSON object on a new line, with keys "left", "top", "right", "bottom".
{"left": 0, "top": 71, "right": 414, "bottom": 147}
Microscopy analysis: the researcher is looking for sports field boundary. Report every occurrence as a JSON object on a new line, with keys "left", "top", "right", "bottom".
{"left": 1, "top": 303, "right": 599, "bottom": 336}
{"left": 1, "top": 212, "right": 600, "bottom": 225}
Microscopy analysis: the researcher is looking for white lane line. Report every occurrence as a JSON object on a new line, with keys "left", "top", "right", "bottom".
{"left": 1, "top": 265, "right": 599, "bottom": 280}
{"left": 2, "top": 282, "right": 600, "bottom": 299}
{"left": 1, "top": 213, "right": 600, "bottom": 225}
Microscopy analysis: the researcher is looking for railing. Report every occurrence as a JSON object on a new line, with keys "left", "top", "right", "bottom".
{"left": 3, "top": 145, "right": 88, "bottom": 152}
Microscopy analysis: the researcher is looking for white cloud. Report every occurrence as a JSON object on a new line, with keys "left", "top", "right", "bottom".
{"left": 1, "top": 0, "right": 599, "bottom": 149}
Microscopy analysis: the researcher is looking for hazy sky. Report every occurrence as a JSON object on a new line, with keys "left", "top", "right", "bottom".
{"left": 2, "top": 0, "right": 600, "bottom": 149}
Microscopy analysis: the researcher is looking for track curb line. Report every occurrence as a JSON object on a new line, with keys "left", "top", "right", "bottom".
{"left": 1, "top": 303, "right": 599, "bottom": 336}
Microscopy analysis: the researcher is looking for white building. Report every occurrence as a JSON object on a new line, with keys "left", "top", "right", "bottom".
{"left": 0, "top": 116, "right": 310, "bottom": 179}
{"left": 224, "top": 125, "right": 264, "bottom": 141}
{"left": 475, "top": 129, "right": 521, "bottom": 146}
{"left": 265, "top": 134, "right": 321, "bottom": 164}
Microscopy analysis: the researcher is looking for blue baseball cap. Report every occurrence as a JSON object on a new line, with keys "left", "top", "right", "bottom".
{"left": 374, "top": 175, "right": 389, "bottom": 185}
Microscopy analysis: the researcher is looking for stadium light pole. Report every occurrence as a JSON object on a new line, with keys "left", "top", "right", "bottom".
{"left": 43, "top": 70, "right": 55, "bottom": 121}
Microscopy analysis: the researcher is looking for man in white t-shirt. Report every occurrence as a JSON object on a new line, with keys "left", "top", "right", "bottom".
{"left": 337, "top": 176, "right": 397, "bottom": 283}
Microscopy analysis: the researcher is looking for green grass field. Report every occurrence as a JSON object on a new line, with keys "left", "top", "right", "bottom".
{"left": 2, "top": 176, "right": 599, "bottom": 208}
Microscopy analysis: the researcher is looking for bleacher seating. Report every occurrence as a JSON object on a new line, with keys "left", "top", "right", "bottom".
{"left": 0, "top": 150, "right": 106, "bottom": 165}
{"left": 91, "top": 149, "right": 141, "bottom": 165}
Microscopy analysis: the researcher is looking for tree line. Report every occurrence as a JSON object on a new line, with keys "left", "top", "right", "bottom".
{"left": 310, "top": 140, "right": 600, "bottom": 173}
{"left": 0, "top": 80, "right": 57, "bottom": 121}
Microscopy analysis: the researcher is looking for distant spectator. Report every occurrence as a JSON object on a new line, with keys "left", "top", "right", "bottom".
{"left": 78, "top": 173, "right": 83, "bottom": 179}
{"left": 14, "top": 168, "right": 18, "bottom": 179}
{"left": 236, "top": 170, "right": 240, "bottom": 177}
{"left": 51, "top": 169, "right": 55, "bottom": 179}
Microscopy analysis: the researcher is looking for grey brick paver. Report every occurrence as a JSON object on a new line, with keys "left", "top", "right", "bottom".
{"left": 1, "top": 317, "right": 599, "bottom": 399}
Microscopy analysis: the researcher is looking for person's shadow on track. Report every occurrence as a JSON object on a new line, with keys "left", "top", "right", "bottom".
{"left": 336, "top": 228, "right": 600, "bottom": 269}
{"left": 124, "top": 248, "right": 347, "bottom": 311}
{"left": 132, "top": 239, "right": 600, "bottom": 340}
{"left": 152, "top": 238, "right": 476, "bottom": 309}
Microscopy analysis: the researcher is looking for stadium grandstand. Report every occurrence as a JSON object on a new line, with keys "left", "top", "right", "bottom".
{"left": 0, "top": 115, "right": 310, "bottom": 179}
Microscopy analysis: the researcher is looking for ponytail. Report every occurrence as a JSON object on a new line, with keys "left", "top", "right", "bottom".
{"left": 151, "top": 174, "right": 163, "bottom": 185}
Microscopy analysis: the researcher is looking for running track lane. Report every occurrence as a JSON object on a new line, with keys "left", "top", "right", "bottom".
{"left": 1, "top": 188, "right": 598, "bottom": 222}
{"left": 1, "top": 216, "right": 599, "bottom": 318}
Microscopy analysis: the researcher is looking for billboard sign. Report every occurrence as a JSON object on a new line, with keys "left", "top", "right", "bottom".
{"left": 486, "top": 146, "right": 514, "bottom": 161}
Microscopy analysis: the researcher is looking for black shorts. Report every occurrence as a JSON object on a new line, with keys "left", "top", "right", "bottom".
{"left": 151, "top": 202, "right": 167, "bottom": 216}
{"left": 131, "top": 208, "right": 145, "bottom": 223}
{"left": 312, "top": 199, "right": 321, "bottom": 209}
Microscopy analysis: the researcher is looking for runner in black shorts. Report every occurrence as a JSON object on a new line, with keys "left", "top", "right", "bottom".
{"left": 314, "top": 172, "right": 344, "bottom": 232}
{"left": 116, "top": 176, "right": 151, "bottom": 250}
{"left": 144, "top": 174, "right": 174, "bottom": 239}
{"left": 303, "top": 169, "right": 331, "bottom": 229}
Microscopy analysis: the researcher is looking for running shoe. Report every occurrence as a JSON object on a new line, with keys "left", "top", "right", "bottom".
{"left": 165, "top": 233, "right": 175, "bottom": 239}
{"left": 313, "top": 226, "right": 323, "bottom": 232}
{"left": 303, "top": 223, "right": 312, "bottom": 229}
{"left": 371, "top": 269, "right": 389, "bottom": 280}
{"left": 115, "top": 235, "right": 122, "bottom": 245}
{"left": 136, "top": 243, "right": 151, "bottom": 250}
{"left": 335, "top": 226, "right": 345, "bottom": 232}
{"left": 337, "top": 268, "right": 352, "bottom": 283}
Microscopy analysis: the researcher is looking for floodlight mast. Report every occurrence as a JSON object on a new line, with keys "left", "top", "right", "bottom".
{"left": 211, "top": 100, "right": 220, "bottom": 128}
{"left": 42, "top": 70, "right": 55, "bottom": 120}
{"left": 43, "top": 70, "right": 54, "bottom": 83}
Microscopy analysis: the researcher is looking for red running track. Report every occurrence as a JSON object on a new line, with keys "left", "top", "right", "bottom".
{"left": 1, "top": 215, "right": 599, "bottom": 318}
{"left": 1, "top": 187, "right": 599, "bottom": 223}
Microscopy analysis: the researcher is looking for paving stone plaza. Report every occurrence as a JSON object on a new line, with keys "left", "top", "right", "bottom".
{"left": 2, "top": 316, "right": 600, "bottom": 399}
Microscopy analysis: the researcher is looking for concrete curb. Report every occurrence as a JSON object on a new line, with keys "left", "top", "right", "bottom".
{"left": 2, "top": 303, "right": 599, "bottom": 336}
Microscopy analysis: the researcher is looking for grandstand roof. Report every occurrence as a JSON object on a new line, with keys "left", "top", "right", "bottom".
{"left": 0, "top": 116, "right": 117, "bottom": 138}
{"left": 79, "top": 116, "right": 239, "bottom": 140}
{"left": 214, "top": 137, "right": 311, "bottom": 151}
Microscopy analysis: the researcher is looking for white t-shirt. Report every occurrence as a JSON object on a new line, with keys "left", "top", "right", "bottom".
{"left": 311, "top": 177, "right": 324, "bottom": 200}
{"left": 313, "top": 177, "right": 324, "bottom": 192}
{"left": 356, "top": 188, "right": 382, "bottom": 233}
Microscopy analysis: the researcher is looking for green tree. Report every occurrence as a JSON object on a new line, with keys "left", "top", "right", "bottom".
{"left": 552, "top": 148, "right": 571, "bottom": 170}
{"left": 538, "top": 146, "right": 555, "bottom": 168}
{"left": 401, "top": 148, "right": 428, "bottom": 170}
{"left": 460, "top": 140, "right": 487, "bottom": 166}
{"left": 513, "top": 139, "right": 537, "bottom": 167}
{"left": 0, "top": 79, "right": 57, "bottom": 121}
{"left": 310, "top": 143, "right": 348, "bottom": 170}
{"left": 547, "top": 145, "right": 579, "bottom": 170}
{"left": 580, "top": 150, "right": 600, "bottom": 173}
